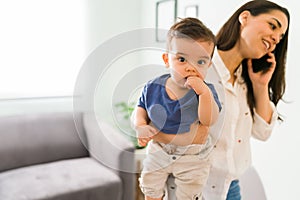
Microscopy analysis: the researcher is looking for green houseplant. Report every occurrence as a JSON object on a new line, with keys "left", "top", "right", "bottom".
{"left": 115, "top": 102, "right": 145, "bottom": 149}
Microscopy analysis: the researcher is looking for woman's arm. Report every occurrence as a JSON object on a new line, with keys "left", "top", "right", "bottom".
{"left": 247, "top": 56, "right": 279, "bottom": 140}
{"left": 247, "top": 56, "right": 276, "bottom": 123}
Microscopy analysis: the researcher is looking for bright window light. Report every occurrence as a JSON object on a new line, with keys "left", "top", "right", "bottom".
{"left": 0, "top": 0, "right": 86, "bottom": 99}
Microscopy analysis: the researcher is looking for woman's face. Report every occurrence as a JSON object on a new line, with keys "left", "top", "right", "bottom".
{"left": 239, "top": 9, "right": 288, "bottom": 58}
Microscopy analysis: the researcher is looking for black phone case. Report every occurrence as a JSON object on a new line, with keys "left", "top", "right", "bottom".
{"left": 251, "top": 54, "right": 272, "bottom": 73}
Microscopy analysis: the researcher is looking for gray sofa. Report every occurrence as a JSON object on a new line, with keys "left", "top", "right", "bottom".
{"left": 0, "top": 112, "right": 136, "bottom": 200}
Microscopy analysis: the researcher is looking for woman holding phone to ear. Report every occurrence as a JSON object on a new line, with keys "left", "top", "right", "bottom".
{"left": 201, "top": 1, "right": 290, "bottom": 199}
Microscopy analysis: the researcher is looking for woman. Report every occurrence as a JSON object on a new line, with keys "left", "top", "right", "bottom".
{"left": 202, "top": 1, "right": 290, "bottom": 199}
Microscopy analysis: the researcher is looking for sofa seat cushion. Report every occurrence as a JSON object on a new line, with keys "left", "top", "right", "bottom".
{"left": 0, "top": 157, "right": 122, "bottom": 200}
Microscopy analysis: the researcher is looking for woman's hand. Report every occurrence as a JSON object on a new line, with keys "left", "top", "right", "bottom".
{"left": 248, "top": 52, "right": 276, "bottom": 88}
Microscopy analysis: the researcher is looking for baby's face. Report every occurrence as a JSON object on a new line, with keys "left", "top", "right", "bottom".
{"left": 164, "top": 37, "right": 214, "bottom": 86}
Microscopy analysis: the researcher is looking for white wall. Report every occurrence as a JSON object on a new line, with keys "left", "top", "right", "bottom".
{"left": 83, "top": 0, "right": 146, "bottom": 124}
{"left": 85, "top": 0, "right": 142, "bottom": 53}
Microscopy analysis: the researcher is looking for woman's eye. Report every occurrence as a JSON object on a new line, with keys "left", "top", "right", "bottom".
{"left": 269, "top": 22, "right": 276, "bottom": 30}
{"left": 178, "top": 57, "right": 186, "bottom": 62}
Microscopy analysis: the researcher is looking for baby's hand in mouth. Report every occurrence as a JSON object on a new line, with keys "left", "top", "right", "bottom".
{"left": 184, "top": 75, "right": 199, "bottom": 88}
{"left": 184, "top": 76, "right": 207, "bottom": 95}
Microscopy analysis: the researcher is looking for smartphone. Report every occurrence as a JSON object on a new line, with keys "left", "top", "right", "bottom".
{"left": 251, "top": 54, "right": 272, "bottom": 73}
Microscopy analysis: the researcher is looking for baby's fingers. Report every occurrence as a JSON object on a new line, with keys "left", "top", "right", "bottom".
{"left": 138, "top": 138, "right": 149, "bottom": 147}
{"left": 149, "top": 126, "right": 158, "bottom": 136}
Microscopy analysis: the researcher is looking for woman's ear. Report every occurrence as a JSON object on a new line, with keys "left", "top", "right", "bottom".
{"left": 162, "top": 53, "right": 169, "bottom": 67}
{"left": 239, "top": 10, "right": 251, "bottom": 26}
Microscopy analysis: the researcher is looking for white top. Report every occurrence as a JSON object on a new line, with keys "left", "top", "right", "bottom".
{"left": 203, "top": 49, "right": 278, "bottom": 199}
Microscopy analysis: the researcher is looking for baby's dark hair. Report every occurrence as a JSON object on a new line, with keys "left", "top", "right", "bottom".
{"left": 167, "top": 17, "right": 216, "bottom": 56}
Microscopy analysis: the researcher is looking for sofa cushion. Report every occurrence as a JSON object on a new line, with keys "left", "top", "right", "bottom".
{"left": 0, "top": 112, "right": 89, "bottom": 172}
{"left": 0, "top": 157, "right": 122, "bottom": 200}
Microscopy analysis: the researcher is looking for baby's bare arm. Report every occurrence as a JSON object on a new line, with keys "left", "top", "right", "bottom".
{"left": 185, "top": 76, "right": 219, "bottom": 126}
{"left": 131, "top": 107, "right": 157, "bottom": 146}
{"left": 198, "top": 87, "right": 219, "bottom": 126}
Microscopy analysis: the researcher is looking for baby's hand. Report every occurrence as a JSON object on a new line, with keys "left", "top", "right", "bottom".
{"left": 135, "top": 125, "right": 157, "bottom": 147}
{"left": 185, "top": 76, "right": 209, "bottom": 95}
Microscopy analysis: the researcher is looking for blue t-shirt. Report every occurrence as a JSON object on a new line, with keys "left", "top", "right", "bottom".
{"left": 137, "top": 74, "right": 221, "bottom": 134}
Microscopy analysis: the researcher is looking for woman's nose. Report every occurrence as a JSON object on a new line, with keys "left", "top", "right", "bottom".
{"left": 272, "top": 32, "right": 281, "bottom": 44}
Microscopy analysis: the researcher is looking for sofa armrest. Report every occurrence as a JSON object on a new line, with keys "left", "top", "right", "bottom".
{"left": 83, "top": 113, "right": 135, "bottom": 200}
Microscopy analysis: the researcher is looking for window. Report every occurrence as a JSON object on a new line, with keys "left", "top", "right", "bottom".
{"left": 0, "top": 0, "right": 86, "bottom": 99}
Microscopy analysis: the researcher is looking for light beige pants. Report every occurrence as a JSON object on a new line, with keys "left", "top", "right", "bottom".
{"left": 139, "top": 140, "right": 211, "bottom": 200}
